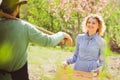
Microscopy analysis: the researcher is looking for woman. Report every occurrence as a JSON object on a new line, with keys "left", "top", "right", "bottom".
{"left": 64, "top": 14, "right": 106, "bottom": 73}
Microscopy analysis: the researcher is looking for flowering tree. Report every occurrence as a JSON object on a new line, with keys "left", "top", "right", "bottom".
{"left": 47, "top": 0, "right": 109, "bottom": 41}
{"left": 21, "top": 0, "right": 120, "bottom": 51}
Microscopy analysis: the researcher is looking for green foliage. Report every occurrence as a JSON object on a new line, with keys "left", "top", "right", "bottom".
{"left": 28, "top": 45, "right": 120, "bottom": 80}
{"left": 55, "top": 66, "right": 74, "bottom": 80}
{"left": 21, "top": 0, "right": 62, "bottom": 32}
{"left": 20, "top": 0, "right": 119, "bottom": 47}
{"left": 103, "top": 0, "right": 120, "bottom": 45}
{"left": 20, "top": 0, "right": 110, "bottom": 43}
{"left": 53, "top": 46, "right": 75, "bottom": 52}
{"left": 0, "top": 42, "right": 12, "bottom": 64}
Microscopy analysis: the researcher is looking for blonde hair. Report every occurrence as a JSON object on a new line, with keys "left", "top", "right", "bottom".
{"left": 82, "top": 14, "right": 106, "bottom": 36}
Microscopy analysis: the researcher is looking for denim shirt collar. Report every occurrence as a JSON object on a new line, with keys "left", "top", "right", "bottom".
{"left": 85, "top": 32, "right": 98, "bottom": 40}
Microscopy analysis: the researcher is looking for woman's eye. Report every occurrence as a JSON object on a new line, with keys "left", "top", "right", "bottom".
{"left": 87, "top": 21, "right": 91, "bottom": 24}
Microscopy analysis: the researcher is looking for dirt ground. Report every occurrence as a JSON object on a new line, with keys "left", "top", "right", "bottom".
{"left": 104, "top": 56, "right": 120, "bottom": 80}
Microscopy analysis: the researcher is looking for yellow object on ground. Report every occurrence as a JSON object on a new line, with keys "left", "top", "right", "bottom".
{"left": 56, "top": 68, "right": 100, "bottom": 80}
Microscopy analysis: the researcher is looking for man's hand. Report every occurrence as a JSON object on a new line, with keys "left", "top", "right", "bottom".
{"left": 61, "top": 33, "right": 73, "bottom": 46}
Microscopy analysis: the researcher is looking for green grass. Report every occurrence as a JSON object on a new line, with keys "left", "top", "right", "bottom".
{"left": 28, "top": 44, "right": 120, "bottom": 80}
{"left": 28, "top": 45, "right": 73, "bottom": 80}
{"left": 28, "top": 45, "right": 72, "bottom": 64}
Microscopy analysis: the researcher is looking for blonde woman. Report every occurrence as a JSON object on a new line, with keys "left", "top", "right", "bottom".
{"left": 64, "top": 14, "right": 106, "bottom": 73}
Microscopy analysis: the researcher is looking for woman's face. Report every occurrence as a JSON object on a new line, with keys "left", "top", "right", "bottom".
{"left": 86, "top": 18, "right": 99, "bottom": 33}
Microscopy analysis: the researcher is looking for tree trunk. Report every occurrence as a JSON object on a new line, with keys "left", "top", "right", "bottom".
{"left": 77, "top": 12, "right": 81, "bottom": 34}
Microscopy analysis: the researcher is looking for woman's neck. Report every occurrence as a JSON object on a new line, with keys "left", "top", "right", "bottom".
{"left": 88, "top": 31, "right": 96, "bottom": 37}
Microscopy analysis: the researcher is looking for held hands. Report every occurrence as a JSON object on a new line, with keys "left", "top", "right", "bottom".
{"left": 61, "top": 33, "right": 73, "bottom": 46}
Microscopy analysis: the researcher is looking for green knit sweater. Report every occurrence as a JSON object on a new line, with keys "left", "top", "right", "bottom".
{"left": 0, "top": 20, "right": 65, "bottom": 80}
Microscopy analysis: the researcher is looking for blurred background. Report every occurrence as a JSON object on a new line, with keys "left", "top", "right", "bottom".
{"left": 19, "top": 0, "right": 120, "bottom": 80}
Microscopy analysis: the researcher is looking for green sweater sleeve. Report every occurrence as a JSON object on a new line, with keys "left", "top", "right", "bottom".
{"left": 0, "top": 20, "right": 65, "bottom": 80}
{"left": 25, "top": 21, "right": 65, "bottom": 47}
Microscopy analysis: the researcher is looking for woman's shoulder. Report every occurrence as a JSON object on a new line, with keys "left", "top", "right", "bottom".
{"left": 77, "top": 34, "right": 86, "bottom": 38}
{"left": 95, "top": 36, "right": 106, "bottom": 46}
{"left": 76, "top": 34, "right": 86, "bottom": 41}
{"left": 97, "top": 36, "right": 105, "bottom": 42}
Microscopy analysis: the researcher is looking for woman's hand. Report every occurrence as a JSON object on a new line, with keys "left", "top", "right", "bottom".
{"left": 62, "top": 61, "right": 68, "bottom": 69}
{"left": 91, "top": 66, "right": 103, "bottom": 76}
{"left": 96, "top": 66, "right": 103, "bottom": 73}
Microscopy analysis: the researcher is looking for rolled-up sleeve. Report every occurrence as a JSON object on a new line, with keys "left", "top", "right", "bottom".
{"left": 67, "top": 35, "right": 79, "bottom": 64}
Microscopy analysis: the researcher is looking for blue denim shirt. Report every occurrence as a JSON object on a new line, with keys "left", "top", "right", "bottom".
{"left": 67, "top": 33, "right": 105, "bottom": 72}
